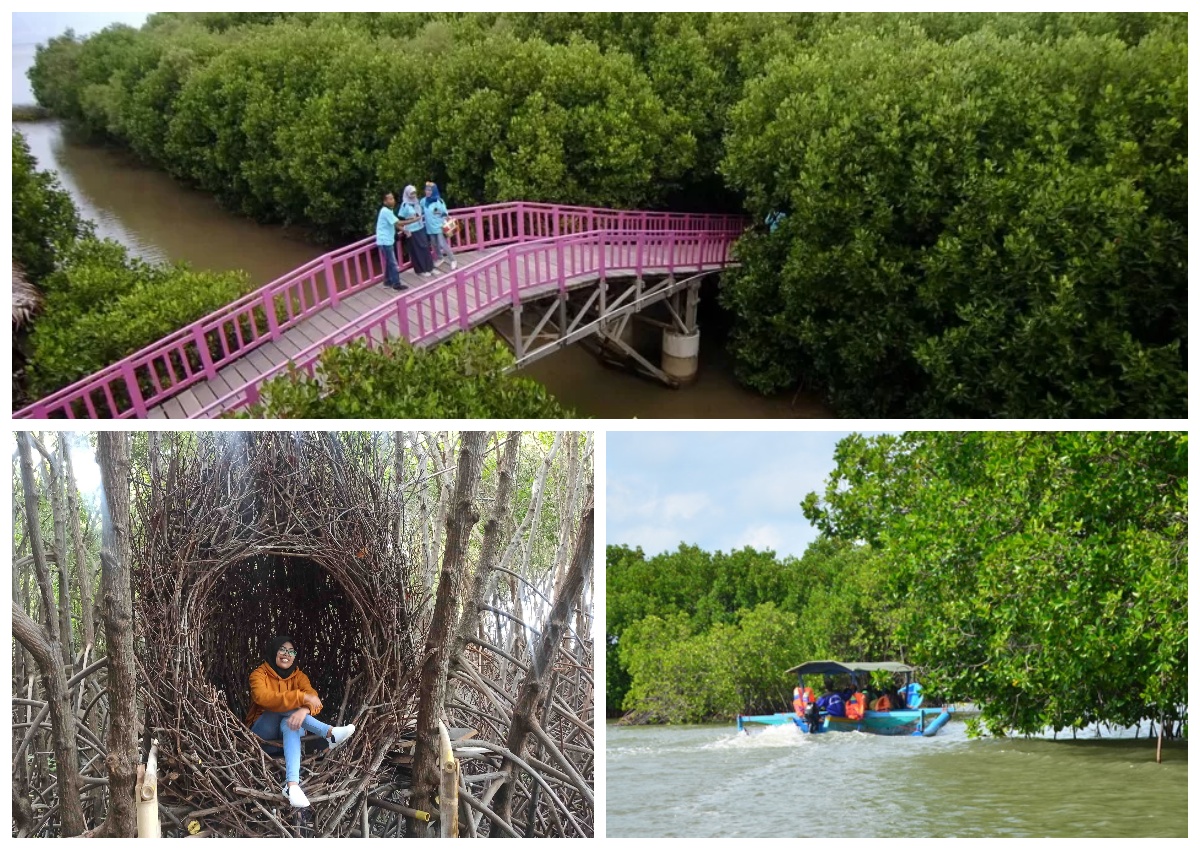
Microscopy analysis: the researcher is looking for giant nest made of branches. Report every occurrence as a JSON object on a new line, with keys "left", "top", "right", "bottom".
{"left": 131, "top": 432, "right": 594, "bottom": 837}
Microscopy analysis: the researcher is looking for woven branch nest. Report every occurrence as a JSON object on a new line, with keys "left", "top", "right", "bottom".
{"left": 132, "top": 433, "right": 432, "bottom": 836}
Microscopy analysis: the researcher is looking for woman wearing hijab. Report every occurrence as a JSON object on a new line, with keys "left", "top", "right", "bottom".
{"left": 247, "top": 636, "right": 356, "bottom": 808}
{"left": 422, "top": 182, "right": 457, "bottom": 271}
{"left": 398, "top": 184, "right": 436, "bottom": 277}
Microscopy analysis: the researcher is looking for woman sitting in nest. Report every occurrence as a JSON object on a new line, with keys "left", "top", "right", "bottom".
{"left": 247, "top": 636, "right": 356, "bottom": 808}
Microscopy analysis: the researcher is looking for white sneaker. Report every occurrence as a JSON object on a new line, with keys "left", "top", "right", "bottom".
{"left": 285, "top": 783, "right": 310, "bottom": 808}
{"left": 450, "top": 261, "right": 458, "bottom": 270}
{"left": 327, "top": 724, "right": 356, "bottom": 752}
{"left": 420, "top": 272, "right": 434, "bottom": 278}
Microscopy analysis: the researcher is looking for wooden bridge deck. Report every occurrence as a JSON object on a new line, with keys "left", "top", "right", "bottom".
{"left": 147, "top": 244, "right": 711, "bottom": 418}
{"left": 147, "top": 247, "right": 497, "bottom": 418}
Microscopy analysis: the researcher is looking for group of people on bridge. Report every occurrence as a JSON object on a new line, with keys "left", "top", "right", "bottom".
{"left": 375, "top": 182, "right": 458, "bottom": 290}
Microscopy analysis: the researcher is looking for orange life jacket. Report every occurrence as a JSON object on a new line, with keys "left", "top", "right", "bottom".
{"left": 792, "top": 686, "right": 815, "bottom": 715}
{"left": 845, "top": 692, "right": 866, "bottom": 721}
{"left": 871, "top": 694, "right": 893, "bottom": 712}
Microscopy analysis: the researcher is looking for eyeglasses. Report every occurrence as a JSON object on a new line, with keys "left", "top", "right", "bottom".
{"left": 278, "top": 648, "right": 297, "bottom": 657}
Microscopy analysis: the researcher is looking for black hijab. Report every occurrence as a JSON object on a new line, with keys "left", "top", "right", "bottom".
{"left": 266, "top": 635, "right": 298, "bottom": 679}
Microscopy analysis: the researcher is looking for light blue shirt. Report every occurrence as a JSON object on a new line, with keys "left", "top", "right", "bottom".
{"left": 376, "top": 206, "right": 399, "bottom": 246}
{"left": 398, "top": 201, "right": 424, "bottom": 234}
{"left": 423, "top": 199, "right": 448, "bottom": 235}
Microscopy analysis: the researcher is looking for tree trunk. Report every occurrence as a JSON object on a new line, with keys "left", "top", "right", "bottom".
{"left": 64, "top": 439, "right": 96, "bottom": 653}
{"left": 95, "top": 432, "right": 139, "bottom": 837}
{"left": 11, "top": 602, "right": 87, "bottom": 836}
{"left": 393, "top": 431, "right": 408, "bottom": 554}
{"left": 551, "top": 436, "right": 582, "bottom": 591}
{"left": 17, "top": 434, "right": 87, "bottom": 835}
{"left": 34, "top": 435, "right": 74, "bottom": 669}
{"left": 409, "top": 431, "right": 488, "bottom": 836}
{"left": 491, "top": 497, "right": 594, "bottom": 832}
{"left": 451, "top": 432, "right": 521, "bottom": 670}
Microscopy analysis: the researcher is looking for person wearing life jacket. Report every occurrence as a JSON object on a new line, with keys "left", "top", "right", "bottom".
{"left": 844, "top": 691, "right": 867, "bottom": 721}
{"left": 792, "top": 685, "right": 815, "bottom": 716}
{"left": 870, "top": 693, "right": 893, "bottom": 712}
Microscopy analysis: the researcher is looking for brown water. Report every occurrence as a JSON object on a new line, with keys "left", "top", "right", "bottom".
{"left": 16, "top": 120, "right": 830, "bottom": 418}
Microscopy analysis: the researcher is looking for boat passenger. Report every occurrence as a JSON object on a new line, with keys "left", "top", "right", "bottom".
{"left": 247, "top": 636, "right": 356, "bottom": 809}
{"left": 793, "top": 685, "right": 815, "bottom": 716}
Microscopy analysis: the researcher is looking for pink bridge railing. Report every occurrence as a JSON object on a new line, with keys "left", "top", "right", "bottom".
{"left": 16, "top": 202, "right": 747, "bottom": 419}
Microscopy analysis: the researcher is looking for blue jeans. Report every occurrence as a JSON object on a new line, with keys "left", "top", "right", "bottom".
{"left": 378, "top": 243, "right": 400, "bottom": 286}
{"left": 251, "top": 710, "right": 333, "bottom": 784}
{"left": 430, "top": 231, "right": 455, "bottom": 262}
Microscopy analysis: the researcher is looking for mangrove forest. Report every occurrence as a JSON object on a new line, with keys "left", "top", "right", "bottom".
{"left": 17, "top": 12, "right": 1189, "bottom": 417}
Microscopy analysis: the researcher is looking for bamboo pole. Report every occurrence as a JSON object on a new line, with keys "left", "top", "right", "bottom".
{"left": 439, "top": 720, "right": 460, "bottom": 838}
{"left": 137, "top": 740, "right": 161, "bottom": 838}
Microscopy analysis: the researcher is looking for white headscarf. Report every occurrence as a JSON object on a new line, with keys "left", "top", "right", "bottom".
{"left": 402, "top": 185, "right": 419, "bottom": 207}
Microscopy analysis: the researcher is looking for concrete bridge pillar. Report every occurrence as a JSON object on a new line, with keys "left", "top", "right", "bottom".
{"left": 661, "top": 329, "right": 700, "bottom": 383}
{"left": 660, "top": 281, "right": 701, "bottom": 384}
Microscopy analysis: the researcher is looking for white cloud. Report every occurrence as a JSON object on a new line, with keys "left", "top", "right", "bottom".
{"left": 616, "top": 523, "right": 692, "bottom": 557}
{"left": 659, "top": 491, "right": 712, "bottom": 522}
{"left": 740, "top": 523, "right": 786, "bottom": 552}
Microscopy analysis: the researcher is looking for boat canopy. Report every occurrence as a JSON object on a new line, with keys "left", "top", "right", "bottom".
{"left": 785, "top": 660, "right": 914, "bottom": 677}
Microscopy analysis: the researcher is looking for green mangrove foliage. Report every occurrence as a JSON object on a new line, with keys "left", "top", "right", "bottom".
{"left": 607, "top": 541, "right": 904, "bottom": 723}
{"left": 26, "top": 13, "right": 1187, "bottom": 415}
{"left": 11, "top": 131, "right": 89, "bottom": 281}
{"left": 240, "top": 331, "right": 573, "bottom": 419}
{"left": 26, "top": 240, "right": 251, "bottom": 401}
{"left": 27, "top": 14, "right": 721, "bottom": 238}
{"left": 12, "top": 131, "right": 253, "bottom": 407}
{"left": 722, "top": 23, "right": 1187, "bottom": 417}
{"left": 804, "top": 431, "right": 1188, "bottom": 737}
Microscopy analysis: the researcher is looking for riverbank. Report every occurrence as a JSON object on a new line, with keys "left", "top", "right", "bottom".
{"left": 13, "top": 104, "right": 51, "bottom": 120}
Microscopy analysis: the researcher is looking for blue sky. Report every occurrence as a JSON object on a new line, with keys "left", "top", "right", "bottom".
{"left": 607, "top": 431, "right": 895, "bottom": 559}
{"left": 12, "top": 12, "right": 150, "bottom": 44}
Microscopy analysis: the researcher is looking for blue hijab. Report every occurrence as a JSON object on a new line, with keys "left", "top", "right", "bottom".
{"left": 422, "top": 182, "right": 441, "bottom": 207}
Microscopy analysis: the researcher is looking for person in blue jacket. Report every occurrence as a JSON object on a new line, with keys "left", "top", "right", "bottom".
{"left": 399, "top": 184, "right": 435, "bottom": 277}
{"left": 422, "top": 182, "right": 457, "bottom": 271}
{"left": 375, "top": 191, "right": 407, "bottom": 290}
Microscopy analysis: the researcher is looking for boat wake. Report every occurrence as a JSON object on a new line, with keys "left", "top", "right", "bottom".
{"left": 706, "top": 723, "right": 812, "bottom": 750}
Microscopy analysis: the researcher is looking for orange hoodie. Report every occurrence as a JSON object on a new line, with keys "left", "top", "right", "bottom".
{"left": 246, "top": 662, "right": 323, "bottom": 726}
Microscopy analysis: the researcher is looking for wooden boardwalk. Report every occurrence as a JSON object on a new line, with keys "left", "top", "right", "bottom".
{"left": 146, "top": 248, "right": 498, "bottom": 418}
{"left": 17, "top": 203, "right": 745, "bottom": 420}
{"left": 148, "top": 243, "right": 715, "bottom": 418}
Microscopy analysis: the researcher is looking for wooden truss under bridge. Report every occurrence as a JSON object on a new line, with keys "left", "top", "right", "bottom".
{"left": 498, "top": 270, "right": 709, "bottom": 388}
{"left": 15, "top": 203, "right": 745, "bottom": 419}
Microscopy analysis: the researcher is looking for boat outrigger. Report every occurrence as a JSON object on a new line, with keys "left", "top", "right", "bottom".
{"left": 736, "top": 661, "right": 953, "bottom": 737}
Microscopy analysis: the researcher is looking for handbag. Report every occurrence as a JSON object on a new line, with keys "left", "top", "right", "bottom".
{"left": 442, "top": 217, "right": 458, "bottom": 236}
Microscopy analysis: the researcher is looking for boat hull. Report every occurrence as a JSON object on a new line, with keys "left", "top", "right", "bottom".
{"left": 737, "top": 707, "right": 953, "bottom": 736}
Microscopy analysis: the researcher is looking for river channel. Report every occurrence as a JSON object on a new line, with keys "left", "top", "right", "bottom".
{"left": 606, "top": 721, "right": 1187, "bottom": 837}
{"left": 15, "top": 117, "right": 829, "bottom": 418}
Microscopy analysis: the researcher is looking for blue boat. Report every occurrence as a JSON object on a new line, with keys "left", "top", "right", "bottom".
{"left": 736, "top": 661, "right": 953, "bottom": 737}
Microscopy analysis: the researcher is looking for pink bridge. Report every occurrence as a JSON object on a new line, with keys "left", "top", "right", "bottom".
{"left": 16, "top": 202, "right": 747, "bottom": 419}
